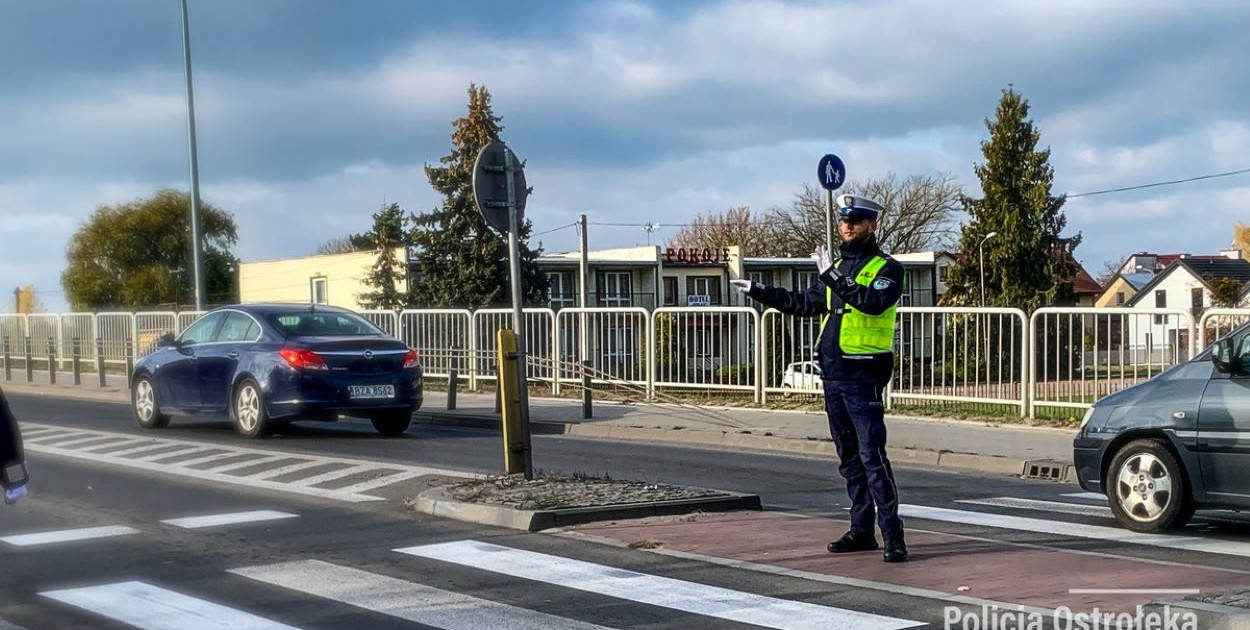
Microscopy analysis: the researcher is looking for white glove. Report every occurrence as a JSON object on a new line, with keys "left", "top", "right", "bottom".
{"left": 814, "top": 245, "right": 835, "bottom": 276}
{"left": 731, "top": 278, "right": 753, "bottom": 293}
{"left": 4, "top": 483, "right": 27, "bottom": 505}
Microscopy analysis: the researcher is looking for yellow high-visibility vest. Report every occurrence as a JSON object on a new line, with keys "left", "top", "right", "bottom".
{"left": 819, "top": 255, "right": 897, "bottom": 354}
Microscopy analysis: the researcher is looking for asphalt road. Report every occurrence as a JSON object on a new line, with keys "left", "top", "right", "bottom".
{"left": 4, "top": 392, "right": 1250, "bottom": 629}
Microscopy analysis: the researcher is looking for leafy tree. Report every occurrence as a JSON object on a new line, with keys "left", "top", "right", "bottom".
{"left": 61, "top": 189, "right": 239, "bottom": 310}
{"left": 408, "top": 84, "right": 548, "bottom": 308}
{"left": 1209, "top": 277, "right": 1244, "bottom": 308}
{"left": 667, "top": 206, "right": 775, "bottom": 255}
{"left": 314, "top": 236, "right": 361, "bottom": 255}
{"left": 943, "top": 86, "right": 1079, "bottom": 311}
{"left": 357, "top": 203, "right": 410, "bottom": 311}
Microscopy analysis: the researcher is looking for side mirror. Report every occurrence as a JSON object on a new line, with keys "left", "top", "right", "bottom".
{"left": 1212, "top": 338, "right": 1238, "bottom": 374}
{"left": 156, "top": 332, "right": 178, "bottom": 348}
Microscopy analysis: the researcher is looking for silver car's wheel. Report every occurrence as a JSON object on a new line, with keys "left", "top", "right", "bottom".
{"left": 233, "top": 379, "right": 269, "bottom": 438}
{"left": 1107, "top": 439, "right": 1192, "bottom": 532}
{"left": 131, "top": 375, "right": 170, "bottom": 429}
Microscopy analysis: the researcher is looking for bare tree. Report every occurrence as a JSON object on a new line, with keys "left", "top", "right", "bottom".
{"left": 768, "top": 173, "right": 963, "bottom": 257}
{"left": 1095, "top": 258, "right": 1123, "bottom": 287}
{"left": 1234, "top": 221, "right": 1250, "bottom": 259}
{"left": 314, "top": 236, "right": 360, "bottom": 255}
{"left": 666, "top": 205, "right": 780, "bottom": 255}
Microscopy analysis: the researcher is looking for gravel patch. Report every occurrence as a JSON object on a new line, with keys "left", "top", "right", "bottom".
{"left": 447, "top": 474, "right": 728, "bottom": 511}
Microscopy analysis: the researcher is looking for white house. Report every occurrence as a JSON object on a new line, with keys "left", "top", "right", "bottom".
{"left": 1124, "top": 257, "right": 1250, "bottom": 360}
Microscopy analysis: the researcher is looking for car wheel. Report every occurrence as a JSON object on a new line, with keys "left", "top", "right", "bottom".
{"left": 233, "top": 379, "right": 270, "bottom": 439}
{"left": 131, "top": 375, "right": 171, "bottom": 429}
{"left": 370, "top": 409, "right": 412, "bottom": 436}
{"left": 1107, "top": 439, "right": 1192, "bottom": 532}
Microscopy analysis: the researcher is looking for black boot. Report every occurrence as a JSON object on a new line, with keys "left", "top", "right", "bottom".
{"left": 883, "top": 538, "right": 908, "bottom": 563}
{"left": 826, "top": 531, "right": 879, "bottom": 553}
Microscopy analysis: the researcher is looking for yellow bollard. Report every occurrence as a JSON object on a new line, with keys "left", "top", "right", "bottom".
{"left": 496, "top": 329, "right": 525, "bottom": 474}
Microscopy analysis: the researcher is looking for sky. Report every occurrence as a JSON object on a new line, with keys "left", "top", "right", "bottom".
{"left": 3, "top": 0, "right": 1250, "bottom": 313}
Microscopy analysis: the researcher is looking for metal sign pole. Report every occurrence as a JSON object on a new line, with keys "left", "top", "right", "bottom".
{"left": 504, "top": 149, "right": 534, "bottom": 479}
{"left": 825, "top": 188, "right": 835, "bottom": 255}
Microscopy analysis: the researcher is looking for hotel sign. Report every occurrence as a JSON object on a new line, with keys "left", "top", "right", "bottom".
{"left": 664, "top": 247, "right": 731, "bottom": 264}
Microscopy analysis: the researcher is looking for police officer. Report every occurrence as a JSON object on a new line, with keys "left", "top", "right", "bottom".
{"left": 732, "top": 194, "right": 907, "bottom": 562}
{"left": 1, "top": 386, "right": 30, "bottom": 505}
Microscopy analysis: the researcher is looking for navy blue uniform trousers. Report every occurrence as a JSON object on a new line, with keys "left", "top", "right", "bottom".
{"left": 822, "top": 379, "right": 903, "bottom": 542}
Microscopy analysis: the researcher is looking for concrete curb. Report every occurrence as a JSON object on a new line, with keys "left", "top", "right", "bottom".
{"left": 412, "top": 486, "right": 763, "bottom": 532}
{"left": 414, "top": 411, "right": 1067, "bottom": 480}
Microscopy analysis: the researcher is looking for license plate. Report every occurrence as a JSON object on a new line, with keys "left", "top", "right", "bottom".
{"left": 348, "top": 384, "right": 395, "bottom": 400}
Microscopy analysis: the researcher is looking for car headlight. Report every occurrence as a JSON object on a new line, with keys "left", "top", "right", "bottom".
{"left": 1078, "top": 407, "right": 1095, "bottom": 431}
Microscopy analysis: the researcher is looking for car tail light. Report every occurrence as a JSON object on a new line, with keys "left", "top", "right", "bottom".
{"left": 403, "top": 348, "right": 420, "bottom": 368}
{"left": 279, "top": 348, "right": 328, "bottom": 371}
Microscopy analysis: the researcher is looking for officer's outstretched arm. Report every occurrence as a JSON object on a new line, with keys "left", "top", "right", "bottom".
{"left": 750, "top": 282, "right": 829, "bottom": 317}
{"left": 828, "top": 262, "right": 904, "bottom": 315}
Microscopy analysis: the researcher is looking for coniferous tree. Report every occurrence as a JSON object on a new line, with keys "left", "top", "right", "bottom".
{"left": 944, "top": 87, "right": 1079, "bottom": 311}
{"left": 357, "top": 202, "right": 409, "bottom": 311}
{"left": 408, "top": 84, "right": 548, "bottom": 308}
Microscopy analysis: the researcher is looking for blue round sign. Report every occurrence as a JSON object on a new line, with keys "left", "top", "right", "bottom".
{"left": 817, "top": 154, "right": 846, "bottom": 191}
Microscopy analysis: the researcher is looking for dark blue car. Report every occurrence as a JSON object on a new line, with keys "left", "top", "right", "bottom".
{"left": 130, "top": 304, "right": 423, "bottom": 438}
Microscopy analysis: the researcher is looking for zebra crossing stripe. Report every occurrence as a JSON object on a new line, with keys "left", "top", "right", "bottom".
{"left": 1062, "top": 492, "right": 1109, "bottom": 501}
{"left": 1, "top": 525, "right": 141, "bottom": 547}
{"left": 231, "top": 559, "right": 619, "bottom": 630}
{"left": 396, "top": 540, "right": 923, "bottom": 630}
{"left": 900, "top": 505, "right": 1250, "bottom": 557}
{"left": 955, "top": 497, "right": 1112, "bottom": 518}
{"left": 40, "top": 581, "right": 301, "bottom": 630}
{"left": 161, "top": 510, "right": 299, "bottom": 529}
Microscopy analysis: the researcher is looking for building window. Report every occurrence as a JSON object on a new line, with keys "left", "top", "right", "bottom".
{"left": 599, "top": 271, "right": 632, "bottom": 307}
{"left": 797, "top": 271, "right": 818, "bottom": 290}
{"left": 662, "top": 276, "right": 678, "bottom": 306}
{"left": 1192, "top": 287, "right": 1204, "bottom": 315}
{"left": 310, "top": 277, "right": 327, "bottom": 304}
{"left": 938, "top": 265, "right": 949, "bottom": 282}
{"left": 1154, "top": 289, "right": 1166, "bottom": 324}
{"left": 1115, "top": 292, "right": 1125, "bottom": 305}
{"left": 686, "top": 276, "right": 721, "bottom": 306}
{"left": 747, "top": 270, "right": 772, "bottom": 287}
{"left": 548, "top": 271, "right": 576, "bottom": 310}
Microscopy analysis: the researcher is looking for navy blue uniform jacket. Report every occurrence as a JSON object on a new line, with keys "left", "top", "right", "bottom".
{"left": 748, "top": 237, "right": 903, "bottom": 386}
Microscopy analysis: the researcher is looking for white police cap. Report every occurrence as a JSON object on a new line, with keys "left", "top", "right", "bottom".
{"left": 836, "top": 194, "right": 885, "bottom": 221}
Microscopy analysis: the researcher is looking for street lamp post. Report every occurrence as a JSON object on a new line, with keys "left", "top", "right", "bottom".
{"left": 181, "top": 0, "right": 207, "bottom": 310}
{"left": 978, "top": 231, "right": 998, "bottom": 307}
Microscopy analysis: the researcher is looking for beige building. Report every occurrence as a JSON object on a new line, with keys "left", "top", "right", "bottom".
{"left": 239, "top": 247, "right": 407, "bottom": 309}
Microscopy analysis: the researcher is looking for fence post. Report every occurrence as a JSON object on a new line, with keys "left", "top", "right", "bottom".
{"left": 96, "top": 337, "right": 106, "bottom": 387}
{"left": 24, "top": 336, "right": 33, "bottom": 383}
{"left": 72, "top": 338, "right": 81, "bottom": 386}
{"left": 447, "top": 367, "right": 458, "bottom": 411}
{"left": 124, "top": 339, "right": 134, "bottom": 388}
{"left": 47, "top": 338, "right": 56, "bottom": 385}
{"left": 582, "top": 359, "right": 593, "bottom": 419}
{"left": 2, "top": 336, "right": 9, "bottom": 382}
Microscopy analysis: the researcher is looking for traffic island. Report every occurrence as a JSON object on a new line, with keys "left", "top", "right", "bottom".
{"left": 408, "top": 474, "right": 762, "bottom": 532}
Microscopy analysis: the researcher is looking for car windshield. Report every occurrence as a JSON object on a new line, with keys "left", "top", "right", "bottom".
{"left": 268, "top": 311, "right": 385, "bottom": 337}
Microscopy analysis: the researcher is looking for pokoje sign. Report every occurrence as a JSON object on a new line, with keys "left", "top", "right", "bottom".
{"left": 665, "top": 247, "right": 731, "bottom": 264}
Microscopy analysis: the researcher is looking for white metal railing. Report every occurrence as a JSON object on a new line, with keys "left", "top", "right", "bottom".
{"left": 1028, "top": 307, "right": 1195, "bottom": 417}
{"left": 1198, "top": 308, "right": 1250, "bottom": 349}
{"left": 890, "top": 307, "right": 1029, "bottom": 415}
{"left": 3, "top": 305, "right": 1245, "bottom": 419}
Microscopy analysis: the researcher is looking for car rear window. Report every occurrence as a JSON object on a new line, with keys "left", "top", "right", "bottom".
{"left": 268, "top": 312, "right": 384, "bottom": 337}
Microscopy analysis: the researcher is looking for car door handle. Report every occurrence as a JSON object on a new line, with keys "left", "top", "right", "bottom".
{"left": 227, "top": 351, "right": 239, "bottom": 359}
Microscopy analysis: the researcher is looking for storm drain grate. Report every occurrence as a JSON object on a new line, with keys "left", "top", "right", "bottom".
{"left": 1022, "top": 460, "right": 1068, "bottom": 481}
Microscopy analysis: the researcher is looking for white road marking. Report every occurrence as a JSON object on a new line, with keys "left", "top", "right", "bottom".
{"left": 1, "top": 525, "right": 141, "bottom": 547}
{"left": 900, "top": 505, "right": 1250, "bottom": 558}
{"left": 40, "top": 581, "right": 302, "bottom": 630}
{"left": 1062, "top": 492, "right": 1109, "bottom": 501}
{"left": 955, "top": 497, "right": 1112, "bottom": 518}
{"left": 132, "top": 444, "right": 203, "bottom": 461}
{"left": 161, "top": 510, "right": 299, "bottom": 529}
{"left": 231, "top": 559, "right": 620, "bottom": 630}
{"left": 22, "top": 423, "right": 480, "bottom": 503}
{"left": 252, "top": 460, "right": 325, "bottom": 480}
{"left": 397, "top": 540, "right": 923, "bottom": 630}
